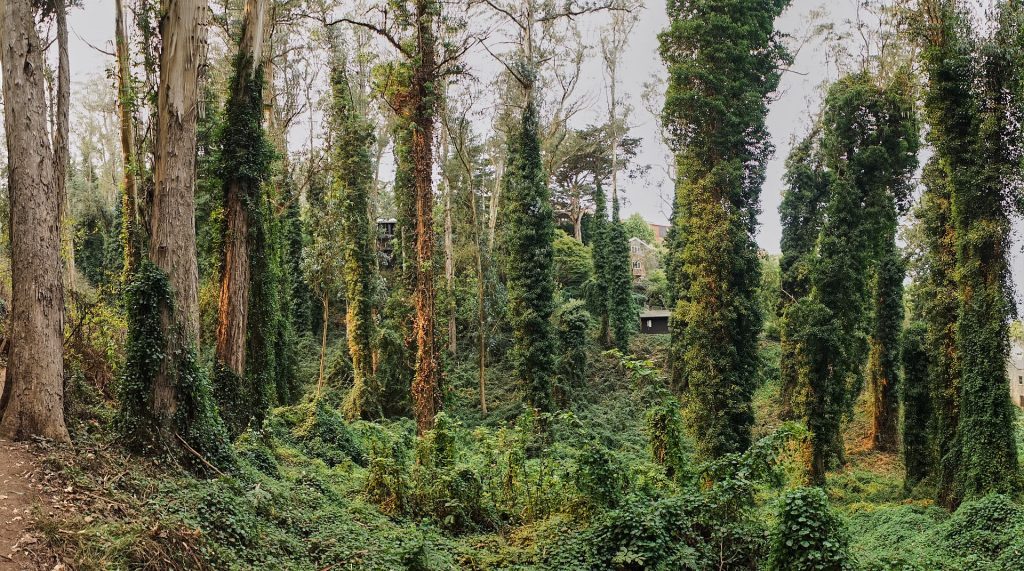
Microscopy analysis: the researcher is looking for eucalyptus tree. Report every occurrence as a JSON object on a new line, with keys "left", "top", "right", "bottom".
{"left": 213, "top": 0, "right": 275, "bottom": 437}
{"left": 0, "top": 0, "right": 71, "bottom": 442}
{"left": 660, "top": 0, "right": 791, "bottom": 459}
{"left": 476, "top": 0, "right": 629, "bottom": 413}
{"left": 918, "top": 0, "right": 1022, "bottom": 506}
{"left": 794, "top": 73, "right": 918, "bottom": 485}
{"left": 777, "top": 129, "right": 829, "bottom": 419}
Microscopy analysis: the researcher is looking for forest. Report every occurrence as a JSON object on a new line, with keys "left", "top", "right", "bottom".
{"left": 1, "top": 0, "right": 1024, "bottom": 569}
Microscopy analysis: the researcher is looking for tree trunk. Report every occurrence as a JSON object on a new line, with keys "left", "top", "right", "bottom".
{"left": 54, "top": 0, "right": 73, "bottom": 286}
{"left": 442, "top": 137, "right": 456, "bottom": 357}
{"left": 317, "top": 297, "right": 328, "bottom": 398}
{"left": 115, "top": 0, "right": 142, "bottom": 275}
{"left": 410, "top": 0, "right": 440, "bottom": 435}
{"left": 215, "top": 0, "right": 266, "bottom": 378}
{"left": 149, "top": 0, "right": 208, "bottom": 432}
{"left": 0, "top": 0, "right": 70, "bottom": 442}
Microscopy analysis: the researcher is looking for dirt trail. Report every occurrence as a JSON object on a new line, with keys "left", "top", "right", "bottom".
{"left": 0, "top": 440, "right": 50, "bottom": 570}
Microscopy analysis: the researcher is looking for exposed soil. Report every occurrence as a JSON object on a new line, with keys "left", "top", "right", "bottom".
{"left": 0, "top": 440, "right": 58, "bottom": 571}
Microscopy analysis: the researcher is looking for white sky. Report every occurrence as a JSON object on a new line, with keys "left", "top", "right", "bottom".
{"left": 62, "top": 0, "right": 1024, "bottom": 298}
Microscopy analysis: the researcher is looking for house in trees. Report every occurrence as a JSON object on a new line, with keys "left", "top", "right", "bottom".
{"left": 1009, "top": 344, "right": 1024, "bottom": 408}
{"left": 649, "top": 223, "right": 670, "bottom": 244}
{"left": 639, "top": 309, "right": 670, "bottom": 334}
{"left": 629, "top": 237, "right": 659, "bottom": 280}
{"left": 376, "top": 218, "right": 396, "bottom": 268}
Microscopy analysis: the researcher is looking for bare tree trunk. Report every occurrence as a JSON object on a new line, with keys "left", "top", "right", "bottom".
{"left": 0, "top": 0, "right": 70, "bottom": 442}
{"left": 149, "top": 0, "right": 208, "bottom": 433}
{"left": 54, "top": 0, "right": 73, "bottom": 287}
{"left": 115, "top": 0, "right": 142, "bottom": 275}
{"left": 215, "top": 0, "right": 266, "bottom": 378}
{"left": 410, "top": 0, "right": 440, "bottom": 435}
{"left": 442, "top": 136, "right": 456, "bottom": 357}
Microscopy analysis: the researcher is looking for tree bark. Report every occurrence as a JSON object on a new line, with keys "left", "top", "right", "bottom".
{"left": 149, "top": 0, "right": 208, "bottom": 431}
{"left": 54, "top": 0, "right": 73, "bottom": 285}
{"left": 215, "top": 0, "right": 266, "bottom": 378}
{"left": 442, "top": 136, "right": 456, "bottom": 357}
{"left": 410, "top": 0, "right": 440, "bottom": 435}
{"left": 115, "top": 0, "right": 143, "bottom": 275}
{"left": 0, "top": 0, "right": 70, "bottom": 442}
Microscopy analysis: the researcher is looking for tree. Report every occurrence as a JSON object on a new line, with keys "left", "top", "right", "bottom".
{"left": 213, "top": 0, "right": 274, "bottom": 437}
{"left": 503, "top": 96, "right": 557, "bottom": 413}
{"left": 590, "top": 180, "right": 612, "bottom": 346}
{"left": 920, "top": 0, "right": 1020, "bottom": 506}
{"left": 0, "top": 0, "right": 71, "bottom": 442}
{"left": 117, "top": 0, "right": 233, "bottom": 470}
{"left": 902, "top": 321, "right": 931, "bottom": 490}
{"left": 778, "top": 130, "right": 829, "bottom": 419}
{"left": 329, "top": 57, "right": 380, "bottom": 421}
{"left": 914, "top": 157, "right": 959, "bottom": 504}
{"left": 866, "top": 240, "right": 904, "bottom": 452}
{"left": 660, "top": 0, "right": 791, "bottom": 459}
{"left": 622, "top": 213, "right": 655, "bottom": 244}
{"left": 608, "top": 197, "right": 637, "bottom": 352}
{"left": 794, "top": 73, "right": 918, "bottom": 484}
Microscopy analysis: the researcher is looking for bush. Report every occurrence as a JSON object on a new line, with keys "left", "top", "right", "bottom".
{"left": 768, "top": 487, "right": 852, "bottom": 571}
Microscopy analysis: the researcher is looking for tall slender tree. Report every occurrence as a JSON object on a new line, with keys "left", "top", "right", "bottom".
{"left": 117, "top": 0, "right": 232, "bottom": 470}
{"left": 920, "top": 0, "right": 1020, "bottom": 505}
{"left": 659, "top": 0, "right": 791, "bottom": 459}
{"left": 608, "top": 196, "right": 637, "bottom": 352}
{"left": 504, "top": 93, "right": 557, "bottom": 414}
{"left": 778, "top": 130, "right": 829, "bottom": 419}
{"left": 0, "top": 0, "right": 71, "bottom": 442}
{"left": 329, "top": 55, "right": 380, "bottom": 421}
{"left": 213, "top": 0, "right": 274, "bottom": 436}
{"left": 794, "top": 73, "right": 918, "bottom": 484}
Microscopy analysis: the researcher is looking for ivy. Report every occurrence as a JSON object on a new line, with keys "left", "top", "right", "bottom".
{"left": 116, "top": 260, "right": 235, "bottom": 474}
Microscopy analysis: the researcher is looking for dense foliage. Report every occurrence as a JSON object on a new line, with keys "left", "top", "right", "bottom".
{"left": 660, "top": 0, "right": 791, "bottom": 460}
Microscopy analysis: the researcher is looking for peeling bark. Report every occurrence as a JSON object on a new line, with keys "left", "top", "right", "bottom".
{"left": 0, "top": 0, "right": 70, "bottom": 442}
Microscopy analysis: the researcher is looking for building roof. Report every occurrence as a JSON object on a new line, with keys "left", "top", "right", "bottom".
{"left": 640, "top": 309, "right": 671, "bottom": 319}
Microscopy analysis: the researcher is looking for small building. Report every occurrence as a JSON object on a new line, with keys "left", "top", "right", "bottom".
{"left": 1010, "top": 344, "right": 1024, "bottom": 408}
{"left": 629, "top": 237, "right": 659, "bottom": 281}
{"left": 377, "top": 218, "right": 397, "bottom": 268}
{"left": 639, "top": 309, "right": 671, "bottom": 335}
{"left": 649, "top": 223, "right": 670, "bottom": 244}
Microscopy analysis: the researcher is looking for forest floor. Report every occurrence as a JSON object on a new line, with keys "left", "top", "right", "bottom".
{"left": 0, "top": 439, "right": 59, "bottom": 570}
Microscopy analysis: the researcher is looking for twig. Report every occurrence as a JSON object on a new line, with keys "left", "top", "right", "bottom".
{"left": 174, "top": 433, "right": 226, "bottom": 478}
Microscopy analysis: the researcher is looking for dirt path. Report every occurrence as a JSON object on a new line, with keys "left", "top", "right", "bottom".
{"left": 0, "top": 440, "right": 52, "bottom": 571}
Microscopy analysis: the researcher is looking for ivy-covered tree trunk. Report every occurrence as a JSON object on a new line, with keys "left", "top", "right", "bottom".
{"left": 329, "top": 61, "right": 380, "bottom": 421}
{"left": 590, "top": 180, "right": 611, "bottom": 347}
{"left": 867, "top": 237, "right": 904, "bottom": 452}
{"left": 608, "top": 197, "right": 637, "bottom": 352}
{"left": 902, "top": 321, "right": 932, "bottom": 490}
{"left": 115, "top": 0, "right": 143, "bottom": 277}
{"left": 214, "top": 0, "right": 272, "bottom": 437}
{"left": 0, "top": 0, "right": 71, "bottom": 442}
{"left": 950, "top": 25, "right": 1020, "bottom": 502}
{"left": 796, "top": 73, "right": 918, "bottom": 485}
{"left": 118, "top": 0, "right": 233, "bottom": 471}
{"left": 409, "top": 0, "right": 441, "bottom": 434}
{"left": 921, "top": 0, "right": 1020, "bottom": 506}
{"left": 778, "top": 132, "right": 828, "bottom": 420}
{"left": 918, "top": 157, "right": 960, "bottom": 506}
{"left": 660, "top": 0, "right": 790, "bottom": 459}
{"left": 504, "top": 97, "right": 557, "bottom": 414}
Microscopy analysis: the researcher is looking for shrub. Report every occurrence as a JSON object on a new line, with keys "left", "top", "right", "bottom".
{"left": 768, "top": 487, "right": 852, "bottom": 571}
